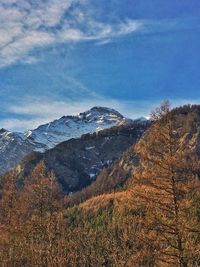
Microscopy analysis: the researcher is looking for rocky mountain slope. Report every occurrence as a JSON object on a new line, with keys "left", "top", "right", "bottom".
{"left": 0, "top": 107, "right": 131, "bottom": 175}
{"left": 16, "top": 122, "right": 149, "bottom": 193}
{"left": 67, "top": 143, "right": 139, "bottom": 206}
{"left": 67, "top": 104, "right": 200, "bottom": 206}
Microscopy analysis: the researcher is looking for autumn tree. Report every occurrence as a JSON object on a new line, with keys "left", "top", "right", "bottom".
{"left": 0, "top": 162, "right": 67, "bottom": 266}
{"left": 131, "top": 101, "right": 200, "bottom": 266}
{"left": 0, "top": 171, "right": 22, "bottom": 265}
{"left": 19, "top": 161, "right": 65, "bottom": 266}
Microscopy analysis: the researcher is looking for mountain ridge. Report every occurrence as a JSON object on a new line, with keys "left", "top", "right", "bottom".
{"left": 16, "top": 121, "right": 149, "bottom": 193}
{"left": 0, "top": 106, "right": 136, "bottom": 175}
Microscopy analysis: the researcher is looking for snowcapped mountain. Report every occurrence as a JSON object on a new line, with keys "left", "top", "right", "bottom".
{"left": 0, "top": 107, "right": 131, "bottom": 174}
{"left": 0, "top": 129, "right": 35, "bottom": 175}
{"left": 24, "top": 106, "right": 130, "bottom": 151}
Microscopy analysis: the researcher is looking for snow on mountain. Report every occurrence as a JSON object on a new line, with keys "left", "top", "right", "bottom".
{"left": 0, "top": 129, "right": 34, "bottom": 174}
{"left": 24, "top": 106, "right": 129, "bottom": 151}
{"left": 0, "top": 107, "right": 131, "bottom": 174}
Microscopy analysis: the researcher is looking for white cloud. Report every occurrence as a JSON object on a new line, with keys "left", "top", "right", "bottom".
{"left": 118, "top": 20, "right": 144, "bottom": 35}
{"left": 0, "top": 0, "right": 143, "bottom": 67}
{"left": 58, "top": 20, "right": 142, "bottom": 42}
{"left": 9, "top": 100, "right": 79, "bottom": 118}
{"left": 25, "top": 0, "right": 77, "bottom": 28}
{"left": 1, "top": 31, "right": 55, "bottom": 65}
{"left": 1, "top": 0, "right": 199, "bottom": 67}
{"left": 0, "top": 118, "right": 49, "bottom": 132}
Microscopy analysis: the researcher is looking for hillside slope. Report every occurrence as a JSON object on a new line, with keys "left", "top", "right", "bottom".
{"left": 17, "top": 122, "right": 149, "bottom": 193}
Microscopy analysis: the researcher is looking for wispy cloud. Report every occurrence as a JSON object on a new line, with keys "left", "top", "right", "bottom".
{"left": 2, "top": 0, "right": 199, "bottom": 67}
{"left": 0, "top": 118, "right": 49, "bottom": 132}
{"left": 0, "top": 0, "right": 143, "bottom": 67}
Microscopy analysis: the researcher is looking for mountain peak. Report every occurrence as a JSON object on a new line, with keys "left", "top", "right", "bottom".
{"left": 90, "top": 106, "right": 122, "bottom": 115}
{"left": 25, "top": 106, "right": 130, "bottom": 151}
{"left": 79, "top": 106, "right": 123, "bottom": 119}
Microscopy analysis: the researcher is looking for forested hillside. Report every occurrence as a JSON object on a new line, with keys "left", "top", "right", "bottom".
{"left": 0, "top": 103, "right": 200, "bottom": 266}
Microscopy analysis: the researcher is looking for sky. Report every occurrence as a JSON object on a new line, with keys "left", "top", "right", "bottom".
{"left": 0, "top": 0, "right": 200, "bottom": 131}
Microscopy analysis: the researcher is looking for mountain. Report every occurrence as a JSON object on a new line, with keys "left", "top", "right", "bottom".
{"left": 0, "top": 107, "right": 130, "bottom": 175}
{"left": 0, "top": 129, "right": 35, "bottom": 175}
{"left": 1, "top": 104, "right": 200, "bottom": 267}
{"left": 24, "top": 107, "right": 130, "bottom": 151}
{"left": 16, "top": 122, "right": 149, "bottom": 193}
{"left": 67, "top": 143, "right": 139, "bottom": 206}
{"left": 67, "top": 104, "right": 200, "bottom": 206}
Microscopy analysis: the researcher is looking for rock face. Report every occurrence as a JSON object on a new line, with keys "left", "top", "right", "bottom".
{"left": 0, "top": 107, "right": 131, "bottom": 175}
{"left": 17, "top": 122, "right": 149, "bottom": 193}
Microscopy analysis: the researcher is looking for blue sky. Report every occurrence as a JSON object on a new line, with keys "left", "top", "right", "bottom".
{"left": 0, "top": 0, "right": 200, "bottom": 131}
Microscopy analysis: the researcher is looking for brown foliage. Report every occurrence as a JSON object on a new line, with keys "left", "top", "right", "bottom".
{"left": 0, "top": 103, "right": 200, "bottom": 266}
{"left": 130, "top": 102, "right": 200, "bottom": 266}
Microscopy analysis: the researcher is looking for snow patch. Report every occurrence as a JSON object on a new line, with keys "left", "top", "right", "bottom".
{"left": 85, "top": 146, "right": 95, "bottom": 150}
